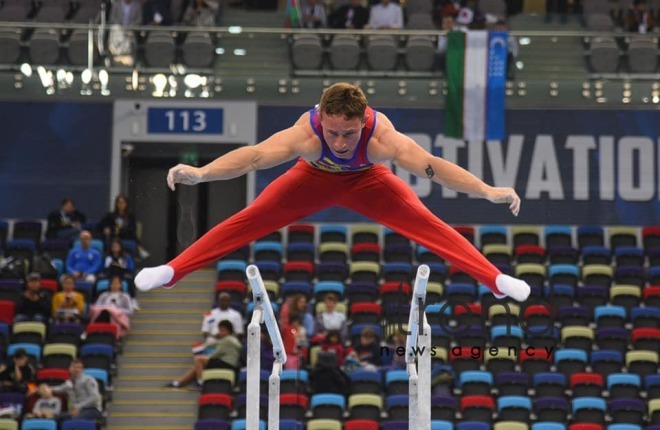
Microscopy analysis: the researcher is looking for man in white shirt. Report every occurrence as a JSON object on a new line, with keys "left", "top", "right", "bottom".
{"left": 365, "top": 0, "right": 403, "bottom": 29}
{"left": 201, "top": 292, "right": 244, "bottom": 341}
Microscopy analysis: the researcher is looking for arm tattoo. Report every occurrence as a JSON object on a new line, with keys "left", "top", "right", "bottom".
{"left": 425, "top": 164, "right": 435, "bottom": 178}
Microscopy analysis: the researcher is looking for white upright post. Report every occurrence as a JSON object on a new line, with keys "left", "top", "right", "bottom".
{"left": 246, "top": 309, "right": 262, "bottom": 430}
{"left": 406, "top": 264, "right": 430, "bottom": 430}
{"left": 246, "top": 265, "right": 287, "bottom": 430}
{"left": 418, "top": 314, "right": 432, "bottom": 430}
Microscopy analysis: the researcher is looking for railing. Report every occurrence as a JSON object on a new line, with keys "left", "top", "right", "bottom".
{"left": 0, "top": 20, "right": 657, "bottom": 106}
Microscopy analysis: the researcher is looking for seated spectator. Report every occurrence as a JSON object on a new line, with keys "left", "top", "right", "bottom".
{"left": 142, "top": 0, "right": 173, "bottom": 25}
{"left": 282, "top": 312, "right": 309, "bottom": 370}
{"left": 52, "top": 274, "right": 85, "bottom": 323}
{"left": 386, "top": 330, "right": 407, "bottom": 369}
{"left": 280, "top": 293, "right": 315, "bottom": 338}
{"left": 302, "top": 0, "right": 327, "bottom": 28}
{"left": 314, "top": 293, "right": 347, "bottom": 342}
{"left": 166, "top": 320, "right": 242, "bottom": 388}
{"left": 626, "top": 0, "right": 654, "bottom": 32}
{"left": 329, "top": 0, "right": 369, "bottom": 28}
{"left": 46, "top": 198, "right": 86, "bottom": 241}
{"left": 51, "top": 359, "right": 103, "bottom": 421}
{"left": 437, "top": 14, "right": 458, "bottom": 65}
{"left": 110, "top": 0, "right": 143, "bottom": 25}
{"left": 89, "top": 275, "right": 133, "bottom": 338}
{"left": 433, "top": 0, "right": 459, "bottom": 25}
{"left": 201, "top": 292, "right": 244, "bottom": 342}
{"left": 345, "top": 326, "right": 381, "bottom": 372}
{"left": 66, "top": 230, "right": 103, "bottom": 283}
{"left": 100, "top": 195, "right": 149, "bottom": 259}
{"left": 365, "top": 0, "right": 403, "bottom": 29}
{"left": 103, "top": 238, "right": 136, "bottom": 300}
{"left": 0, "top": 348, "right": 35, "bottom": 394}
{"left": 183, "top": 0, "right": 217, "bottom": 26}
{"left": 25, "top": 384, "right": 61, "bottom": 419}
{"left": 320, "top": 330, "right": 346, "bottom": 366}
{"left": 15, "top": 272, "right": 51, "bottom": 323}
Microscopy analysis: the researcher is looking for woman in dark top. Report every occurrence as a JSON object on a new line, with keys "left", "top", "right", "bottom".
{"left": 100, "top": 195, "right": 149, "bottom": 259}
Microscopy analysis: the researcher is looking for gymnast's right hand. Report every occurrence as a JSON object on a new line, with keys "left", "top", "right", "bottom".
{"left": 167, "top": 164, "right": 202, "bottom": 190}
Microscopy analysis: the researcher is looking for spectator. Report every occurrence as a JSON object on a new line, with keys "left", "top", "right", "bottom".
{"left": 386, "top": 330, "right": 407, "bottom": 369}
{"left": 100, "top": 195, "right": 149, "bottom": 259}
{"left": 329, "top": 0, "right": 369, "bottom": 29}
{"left": 201, "top": 292, "right": 244, "bottom": 342}
{"left": 280, "top": 293, "right": 315, "bottom": 338}
{"left": 66, "top": 230, "right": 103, "bottom": 283}
{"left": 0, "top": 348, "right": 35, "bottom": 394}
{"left": 345, "top": 326, "right": 381, "bottom": 371}
{"left": 51, "top": 359, "right": 103, "bottom": 421}
{"left": 182, "top": 0, "right": 217, "bottom": 26}
{"left": 282, "top": 312, "right": 308, "bottom": 370}
{"left": 626, "top": 0, "right": 654, "bottom": 32}
{"left": 15, "top": 272, "right": 51, "bottom": 323}
{"left": 166, "top": 320, "right": 242, "bottom": 388}
{"left": 25, "top": 384, "right": 61, "bottom": 419}
{"left": 433, "top": 0, "right": 459, "bottom": 24}
{"left": 89, "top": 276, "right": 133, "bottom": 338}
{"left": 46, "top": 198, "right": 86, "bottom": 241}
{"left": 142, "top": 0, "right": 173, "bottom": 25}
{"left": 493, "top": 19, "right": 518, "bottom": 80}
{"left": 365, "top": 0, "right": 403, "bottom": 29}
{"left": 103, "top": 238, "right": 136, "bottom": 301}
{"left": 436, "top": 14, "right": 457, "bottom": 70}
{"left": 110, "top": 0, "right": 143, "bottom": 25}
{"left": 320, "top": 330, "right": 346, "bottom": 366}
{"left": 52, "top": 274, "right": 85, "bottom": 323}
{"left": 314, "top": 293, "right": 347, "bottom": 342}
{"left": 302, "top": 0, "right": 327, "bottom": 28}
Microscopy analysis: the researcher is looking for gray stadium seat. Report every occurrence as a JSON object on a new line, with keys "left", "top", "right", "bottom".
{"left": 330, "top": 35, "right": 360, "bottom": 70}
{"left": 588, "top": 37, "right": 620, "bottom": 73}
{"left": 182, "top": 32, "right": 215, "bottom": 68}
{"left": 0, "top": 0, "right": 31, "bottom": 21}
{"left": 406, "top": 12, "right": 435, "bottom": 29}
{"left": 405, "top": 35, "right": 435, "bottom": 71}
{"left": 67, "top": 28, "right": 98, "bottom": 66}
{"left": 33, "top": 0, "right": 70, "bottom": 22}
{"left": 479, "top": 0, "right": 507, "bottom": 19}
{"left": 30, "top": 28, "right": 61, "bottom": 64}
{"left": 627, "top": 37, "right": 658, "bottom": 73}
{"left": 406, "top": 0, "right": 433, "bottom": 14}
{"left": 586, "top": 13, "right": 615, "bottom": 30}
{"left": 144, "top": 31, "right": 175, "bottom": 68}
{"left": 71, "top": 0, "right": 102, "bottom": 23}
{"left": 366, "top": 35, "right": 398, "bottom": 70}
{"left": 0, "top": 29, "right": 22, "bottom": 63}
{"left": 291, "top": 34, "right": 323, "bottom": 70}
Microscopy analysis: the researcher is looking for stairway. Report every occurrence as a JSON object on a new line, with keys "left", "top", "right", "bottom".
{"left": 106, "top": 269, "right": 217, "bottom": 430}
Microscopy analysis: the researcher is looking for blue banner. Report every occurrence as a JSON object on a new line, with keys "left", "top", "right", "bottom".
{"left": 256, "top": 106, "right": 660, "bottom": 226}
{"left": 486, "top": 31, "right": 507, "bottom": 141}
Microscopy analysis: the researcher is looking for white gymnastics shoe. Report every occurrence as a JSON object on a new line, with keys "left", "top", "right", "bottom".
{"left": 495, "top": 274, "right": 531, "bottom": 302}
{"left": 135, "top": 265, "right": 175, "bottom": 292}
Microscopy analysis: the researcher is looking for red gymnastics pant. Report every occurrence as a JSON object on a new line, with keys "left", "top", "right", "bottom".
{"left": 166, "top": 159, "right": 504, "bottom": 294}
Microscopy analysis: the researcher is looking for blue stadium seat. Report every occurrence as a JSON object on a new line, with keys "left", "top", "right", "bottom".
{"left": 216, "top": 260, "right": 247, "bottom": 280}
{"left": 544, "top": 225, "right": 572, "bottom": 249}
{"left": 458, "top": 371, "right": 493, "bottom": 396}
{"left": 607, "top": 373, "right": 641, "bottom": 399}
{"left": 557, "top": 305, "right": 591, "bottom": 327}
{"left": 230, "top": 420, "right": 265, "bottom": 430}
{"left": 533, "top": 373, "right": 567, "bottom": 398}
{"left": 253, "top": 241, "right": 283, "bottom": 262}
{"left": 386, "top": 395, "right": 410, "bottom": 420}
{"left": 607, "top": 425, "right": 642, "bottom": 430}
{"left": 417, "top": 245, "right": 444, "bottom": 263}
{"left": 280, "top": 369, "right": 309, "bottom": 393}
{"left": 350, "top": 370, "right": 383, "bottom": 395}
{"left": 614, "top": 246, "right": 644, "bottom": 267}
{"left": 479, "top": 226, "right": 507, "bottom": 246}
{"left": 497, "top": 395, "right": 532, "bottom": 422}
{"left": 590, "top": 350, "right": 624, "bottom": 378}
{"left": 581, "top": 246, "right": 611, "bottom": 265}
{"left": 456, "top": 422, "right": 491, "bottom": 430}
{"left": 310, "top": 393, "right": 345, "bottom": 420}
{"left": 572, "top": 397, "right": 607, "bottom": 424}
{"left": 79, "top": 343, "right": 114, "bottom": 372}
{"left": 630, "top": 306, "right": 660, "bottom": 328}
{"left": 577, "top": 226, "right": 605, "bottom": 249}
{"left": 7, "top": 343, "right": 41, "bottom": 362}
{"left": 548, "top": 264, "right": 580, "bottom": 287}
{"left": 594, "top": 305, "right": 627, "bottom": 328}
{"left": 21, "top": 419, "right": 57, "bottom": 430}
{"left": 278, "top": 420, "right": 303, "bottom": 430}
{"left": 287, "top": 242, "right": 315, "bottom": 262}
{"left": 534, "top": 397, "right": 570, "bottom": 423}
{"left": 609, "top": 399, "right": 645, "bottom": 425}
{"left": 382, "top": 262, "right": 413, "bottom": 283}
{"left": 495, "top": 372, "right": 529, "bottom": 397}
{"left": 490, "top": 325, "right": 523, "bottom": 346}
{"left": 313, "top": 281, "right": 344, "bottom": 300}
{"left": 281, "top": 282, "right": 311, "bottom": 299}
{"left": 194, "top": 420, "right": 230, "bottom": 430}
{"left": 61, "top": 419, "right": 97, "bottom": 430}
{"left": 555, "top": 349, "right": 588, "bottom": 376}
{"left": 319, "top": 225, "right": 347, "bottom": 243}
{"left": 254, "top": 261, "right": 282, "bottom": 281}
{"left": 431, "top": 421, "right": 454, "bottom": 430}
{"left": 645, "top": 374, "right": 660, "bottom": 399}
{"left": 532, "top": 424, "right": 566, "bottom": 430}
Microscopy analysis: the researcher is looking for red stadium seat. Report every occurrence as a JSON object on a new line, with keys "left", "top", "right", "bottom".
{"left": 214, "top": 280, "right": 247, "bottom": 302}
{"left": 0, "top": 301, "right": 15, "bottom": 324}
{"left": 344, "top": 419, "right": 378, "bottom": 430}
{"left": 287, "top": 224, "right": 315, "bottom": 243}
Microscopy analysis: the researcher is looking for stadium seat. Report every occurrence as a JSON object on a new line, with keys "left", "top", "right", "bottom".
{"left": 286, "top": 243, "right": 315, "bottom": 263}
{"left": 36, "top": 368, "right": 69, "bottom": 385}
{"left": 483, "top": 244, "right": 512, "bottom": 265}
{"left": 572, "top": 397, "right": 607, "bottom": 424}
{"left": 417, "top": 245, "right": 444, "bottom": 264}
{"left": 281, "top": 282, "right": 311, "bottom": 299}
{"left": 520, "top": 349, "right": 552, "bottom": 376}
{"left": 515, "top": 245, "right": 546, "bottom": 264}
{"left": 287, "top": 224, "right": 315, "bottom": 243}
{"left": 495, "top": 372, "right": 529, "bottom": 397}
{"left": 283, "top": 261, "right": 314, "bottom": 283}
{"left": 458, "top": 371, "right": 493, "bottom": 396}
{"left": 280, "top": 394, "right": 308, "bottom": 421}
{"left": 532, "top": 424, "right": 566, "bottom": 430}
{"left": 607, "top": 373, "right": 641, "bottom": 400}
{"left": 351, "top": 243, "right": 380, "bottom": 263}
{"left": 450, "top": 347, "right": 483, "bottom": 374}
{"left": 514, "top": 264, "right": 546, "bottom": 289}
{"left": 254, "top": 241, "right": 283, "bottom": 262}
{"left": 512, "top": 226, "right": 541, "bottom": 247}
{"left": 526, "top": 325, "right": 559, "bottom": 352}
{"left": 582, "top": 265, "right": 613, "bottom": 287}
{"left": 561, "top": 326, "right": 594, "bottom": 351}
{"left": 590, "top": 350, "right": 624, "bottom": 378}
{"left": 581, "top": 246, "right": 611, "bottom": 265}
{"left": 181, "top": 32, "right": 215, "bottom": 68}
{"left": 12, "top": 322, "right": 46, "bottom": 345}
{"left": 570, "top": 373, "right": 604, "bottom": 398}
{"left": 234, "top": 394, "right": 267, "bottom": 419}
{"left": 577, "top": 286, "right": 608, "bottom": 311}
{"left": 317, "top": 262, "right": 348, "bottom": 282}
{"left": 557, "top": 306, "right": 591, "bottom": 327}
{"left": 555, "top": 349, "right": 588, "bottom": 377}
{"left": 651, "top": 399, "right": 660, "bottom": 424}
{"left": 217, "top": 261, "right": 248, "bottom": 281}
{"left": 484, "top": 347, "right": 516, "bottom": 376}
{"left": 494, "top": 422, "right": 528, "bottom": 430}
{"left": 431, "top": 396, "right": 458, "bottom": 421}
{"left": 201, "top": 369, "right": 235, "bottom": 394}
{"left": 614, "top": 247, "right": 644, "bottom": 267}
{"left": 610, "top": 285, "right": 641, "bottom": 311}
{"left": 280, "top": 369, "right": 309, "bottom": 394}
{"left": 42, "top": 343, "right": 77, "bottom": 369}
{"left": 197, "top": 393, "right": 232, "bottom": 420}
{"left": 344, "top": 419, "right": 378, "bottom": 430}
{"left": 648, "top": 375, "right": 660, "bottom": 400}
{"left": 230, "top": 420, "right": 265, "bottom": 430}
{"left": 290, "top": 32, "right": 325, "bottom": 69}
{"left": 385, "top": 395, "right": 409, "bottom": 420}
{"left": 630, "top": 327, "right": 660, "bottom": 351}
{"left": 430, "top": 421, "right": 454, "bottom": 430}
{"left": 79, "top": 343, "right": 114, "bottom": 373}
{"left": 626, "top": 350, "right": 658, "bottom": 378}
{"left": 456, "top": 423, "right": 490, "bottom": 430}
{"left": 347, "top": 394, "right": 382, "bottom": 421}
{"left": 21, "top": 419, "right": 57, "bottom": 430}
{"left": 460, "top": 395, "right": 495, "bottom": 423}
{"left": 350, "top": 370, "right": 383, "bottom": 395}
{"left": 8, "top": 342, "right": 41, "bottom": 364}
{"left": 548, "top": 246, "right": 579, "bottom": 265}
{"left": 319, "top": 243, "right": 349, "bottom": 264}
{"left": 0, "top": 279, "right": 22, "bottom": 303}
{"left": 85, "top": 323, "right": 118, "bottom": 348}
{"left": 47, "top": 323, "right": 84, "bottom": 347}
{"left": 319, "top": 226, "right": 347, "bottom": 243}
{"left": 311, "top": 393, "right": 345, "bottom": 420}
{"left": 479, "top": 226, "right": 507, "bottom": 246}
{"left": 545, "top": 226, "right": 573, "bottom": 249}
{"left": 535, "top": 397, "right": 570, "bottom": 423}
{"left": 614, "top": 268, "right": 645, "bottom": 288}
{"left": 534, "top": 372, "right": 567, "bottom": 398}
{"left": 329, "top": 35, "right": 361, "bottom": 70}
{"left": 594, "top": 305, "right": 626, "bottom": 328}
{"left": 194, "top": 420, "right": 230, "bottom": 430}
{"left": 608, "top": 227, "right": 638, "bottom": 250}
{"left": 609, "top": 399, "right": 645, "bottom": 424}
{"left": 578, "top": 226, "right": 605, "bottom": 249}
{"left": 60, "top": 420, "right": 97, "bottom": 430}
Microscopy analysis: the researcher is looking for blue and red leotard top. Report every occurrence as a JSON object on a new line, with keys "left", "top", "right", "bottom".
{"left": 307, "top": 106, "right": 377, "bottom": 172}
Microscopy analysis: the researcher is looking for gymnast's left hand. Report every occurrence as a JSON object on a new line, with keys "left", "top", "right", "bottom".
{"left": 167, "top": 164, "right": 202, "bottom": 191}
{"left": 487, "top": 187, "right": 521, "bottom": 216}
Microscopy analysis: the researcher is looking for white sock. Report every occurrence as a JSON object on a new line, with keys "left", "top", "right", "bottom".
{"left": 135, "top": 265, "right": 175, "bottom": 292}
{"left": 495, "top": 274, "right": 531, "bottom": 302}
